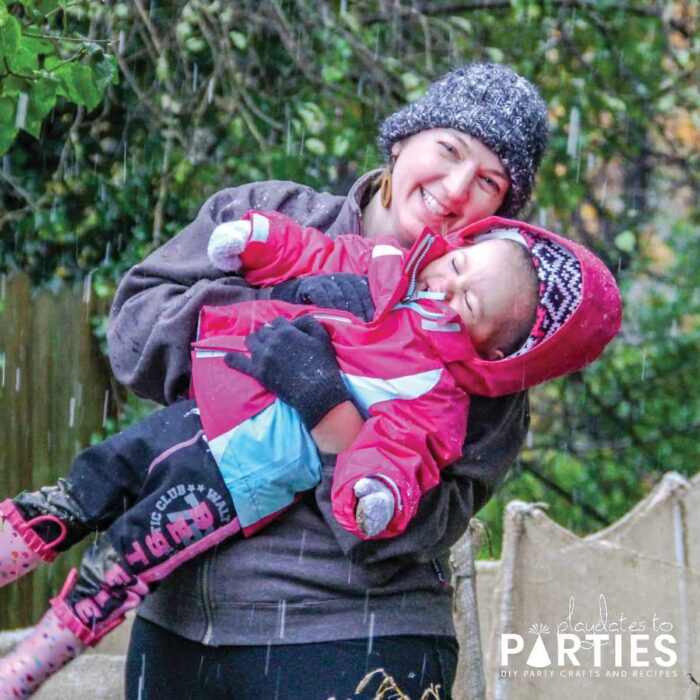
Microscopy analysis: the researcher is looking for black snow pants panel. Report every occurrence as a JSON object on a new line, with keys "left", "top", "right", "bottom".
{"left": 15, "top": 400, "right": 239, "bottom": 634}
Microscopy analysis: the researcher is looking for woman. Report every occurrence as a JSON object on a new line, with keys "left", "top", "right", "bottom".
{"left": 109, "top": 62, "right": 548, "bottom": 699}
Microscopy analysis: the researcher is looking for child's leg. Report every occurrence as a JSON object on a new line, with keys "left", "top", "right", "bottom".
{"left": 0, "top": 399, "right": 203, "bottom": 587}
{"left": 0, "top": 426, "right": 239, "bottom": 697}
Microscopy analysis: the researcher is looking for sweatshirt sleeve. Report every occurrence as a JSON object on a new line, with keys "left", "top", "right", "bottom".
{"left": 317, "top": 389, "right": 529, "bottom": 581}
{"left": 237, "top": 211, "right": 374, "bottom": 286}
{"left": 330, "top": 371, "right": 470, "bottom": 540}
{"left": 107, "top": 183, "right": 342, "bottom": 405}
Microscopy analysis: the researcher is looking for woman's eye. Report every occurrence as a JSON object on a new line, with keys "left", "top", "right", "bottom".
{"left": 440, "top": 142, "right": 457, "bottom": 156}
{"left": 451, "top": 258, "right": 460, "bottom": 274}
{"left": 480, "top": 175, "right": 500, "bottom": 194}
{"left": 464, "top": 292, "right": 473, "bottom": 312}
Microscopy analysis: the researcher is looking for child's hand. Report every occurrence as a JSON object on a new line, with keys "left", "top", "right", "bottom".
{"left": 207, "top": 220, "right": 252, "bottom": 272}
{"left": 354, "top": 477, "right": 395, "bottom": 537}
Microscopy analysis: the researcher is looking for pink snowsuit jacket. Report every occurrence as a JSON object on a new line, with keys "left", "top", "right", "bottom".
{"left": 191, "top": 212, "right": 622, "bottom": 539}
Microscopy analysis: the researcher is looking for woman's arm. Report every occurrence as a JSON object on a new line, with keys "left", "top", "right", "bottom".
{"left": 108, "top": 183, "right": 346, "bottom": 405}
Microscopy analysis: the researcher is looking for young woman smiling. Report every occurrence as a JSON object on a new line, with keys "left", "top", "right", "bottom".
{"left": 107, "top": 62, "right": 549, "bottom": 699}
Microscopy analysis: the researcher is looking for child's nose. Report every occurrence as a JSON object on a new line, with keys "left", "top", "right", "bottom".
{"left": 443, "top": 279, "right": 458, "bottom": 300}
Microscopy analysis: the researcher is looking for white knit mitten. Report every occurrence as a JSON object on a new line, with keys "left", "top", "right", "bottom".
{"left": 354, "top": 477, "right": 395, "bottom": 537}
{"left": 207, "top": 220, "right": 252, "bottom": 272}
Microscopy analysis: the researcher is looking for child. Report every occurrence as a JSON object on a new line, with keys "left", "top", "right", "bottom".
{"left": 0, "top": 212, "right": 621, "bottom": 697}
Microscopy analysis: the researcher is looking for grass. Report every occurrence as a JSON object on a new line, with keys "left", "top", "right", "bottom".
{"left": 349, "top": 668, "right": 443, "bottom": 699}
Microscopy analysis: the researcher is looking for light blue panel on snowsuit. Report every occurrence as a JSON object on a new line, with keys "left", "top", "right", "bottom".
{"left": 212, "top": 399, "right": 321, "bottom": 528}
{"left": 210, "top": 367, "right": 442, "bottom": 527}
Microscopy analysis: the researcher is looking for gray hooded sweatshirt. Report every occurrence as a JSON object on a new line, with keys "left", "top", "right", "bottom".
{"left": 107, "top": 171, "right": 528, "bottom": 645}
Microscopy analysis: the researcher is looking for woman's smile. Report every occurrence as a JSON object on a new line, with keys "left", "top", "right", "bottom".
{"left": 421, "top": 188, "right": 452, "bottom": 218}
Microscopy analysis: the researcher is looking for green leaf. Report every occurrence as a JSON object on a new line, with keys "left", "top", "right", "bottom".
{"left": 321, "top": 64, "right": 345, "bottom": 83}
{"left": 18, "top": 33, "right": 56, "bottom": 58}
{"left": 156, "top": 55, "right": 169, "bottom": 82}
{"left": 614, "top": 230, "right": 636, "bottom": 253}
{"left": 0, "top": 7, "right": 21, "bottom": 62}
{"left": 184, "top": 36, "right": 206, "bottom": 53}
{"left": 114, "top": 3, "right": 130, "bottom": 20}
{"left": 22, "top": 0, "right": 62, "bottom": 13}
{"left": 21, "top": 79, "right": 56, "bottom": 137}
{"left": 602, "top": 93, "right": 627, "bottom": 113}
{"left": 91, "top": 52, "right": 118, "bottom": 92}
{"left": 7, "top": 42, "right": 40, "bottom": 75}
{"left": 44, "top": 54, "right": 62, "bottom": 71}
{"left": 332, "top": 133, "right": 351, "bottom": 158}
{"left": 340, "top": 10, "right": 361, "bottom": 34}
{"left": 0, "top": 95, "right": 18, "bottom": 155}
{"left": 55, "top": 62, "right": 101, "bottom": 110}
{"left": 305, "top": 137, "right": 326, "bottom": 155}
{"left": 1, "top": 74, "right": 29, "bottom": 97}
{"left": 485, "top": 47, "right": 505, "bottom": 62}
{"left": 449, "top": 16, "right": 472, "bottom": 33}
{"left": 230, "top": 31, "right": 247, "bottom": 51}
{"left": 297, "top": 102, "right": 326, "bottom": 135}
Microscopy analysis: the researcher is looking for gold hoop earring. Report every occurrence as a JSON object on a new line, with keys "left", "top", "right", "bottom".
{"left": 379, "top": 168, "right": 392, "bottom": 208}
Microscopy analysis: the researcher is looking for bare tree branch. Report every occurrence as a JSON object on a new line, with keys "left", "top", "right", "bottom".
{"left": 358, "top": 0, "right": 659, "bottom": 25}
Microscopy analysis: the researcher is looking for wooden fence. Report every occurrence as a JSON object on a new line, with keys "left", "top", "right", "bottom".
{"left": 0, "top": 273, "right": 116, "bottom": 628}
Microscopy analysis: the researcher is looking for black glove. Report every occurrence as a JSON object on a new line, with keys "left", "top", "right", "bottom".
{"left": 224, "top": 315, "right": 352, "bottom": 430}
{"left": 270, "top": 273, "right": 375, "bottom": 323}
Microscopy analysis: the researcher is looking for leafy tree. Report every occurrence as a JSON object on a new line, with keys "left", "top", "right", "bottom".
{"left": 0, "top": 1, "right": 117, "bottom": 155}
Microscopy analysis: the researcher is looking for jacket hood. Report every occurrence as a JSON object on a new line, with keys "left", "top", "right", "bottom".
{"left": 421, "top": 216, "right": 622, "bottom": 397}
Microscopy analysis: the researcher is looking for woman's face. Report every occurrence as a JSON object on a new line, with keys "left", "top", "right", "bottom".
{"left": 387, "top": 128, "right": 509, "bottom": 247}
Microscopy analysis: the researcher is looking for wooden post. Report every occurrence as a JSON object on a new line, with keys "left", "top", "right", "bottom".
{"left": 451, "top": 520, "right": 487, "bottom": 700}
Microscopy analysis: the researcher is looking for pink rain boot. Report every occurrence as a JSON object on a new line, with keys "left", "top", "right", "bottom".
{"left": 0, "top": 564, "right": 148, "bottom": 698}
{"left": 0, "top": 500, "right": 67, "bottom": 587}
{"left": 0, "top": 607, "right": 85, "bottom": 699}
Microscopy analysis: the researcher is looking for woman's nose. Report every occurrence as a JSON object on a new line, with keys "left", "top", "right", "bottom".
{"left": 443, "top": 162, "right": 477, "bottom": 205}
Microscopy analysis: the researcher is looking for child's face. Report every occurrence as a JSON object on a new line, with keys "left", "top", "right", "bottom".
{"left": 416, "top": 239, "right": 531, "bottom": 360}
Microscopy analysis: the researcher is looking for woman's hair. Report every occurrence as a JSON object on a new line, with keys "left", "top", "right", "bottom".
{"left": 378, "top": 62, "right": 549, "bottom": 218}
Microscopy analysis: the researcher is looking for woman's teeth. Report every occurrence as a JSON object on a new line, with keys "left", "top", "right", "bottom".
{"left": 422, "top": 190, "right": 450, "bottom": 216}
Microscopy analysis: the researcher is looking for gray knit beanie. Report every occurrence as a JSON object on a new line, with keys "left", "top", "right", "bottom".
{"left": 378, "top": 62, "right": 549, "bottom": 217}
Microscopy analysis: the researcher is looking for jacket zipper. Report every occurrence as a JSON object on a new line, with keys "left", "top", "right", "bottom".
{"left": 431, "top": 557, "right": 448, "bottom": 586}
{"left": 403, "top": 235, "right": 435, "bottom": 301}
{"left": 201, "top": 556, "right": 214, "bottom": 644}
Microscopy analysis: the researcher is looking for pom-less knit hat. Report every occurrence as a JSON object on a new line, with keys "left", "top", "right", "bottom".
{"left": 378, "top": 62, "right": 549, "bottom": 217}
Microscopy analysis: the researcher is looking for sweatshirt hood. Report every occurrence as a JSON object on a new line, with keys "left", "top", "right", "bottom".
{"left": 426, "top": 216, "right": 622, "bottom": 397}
